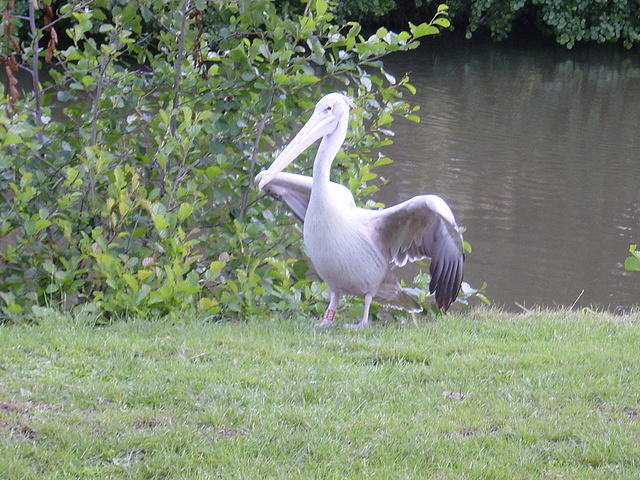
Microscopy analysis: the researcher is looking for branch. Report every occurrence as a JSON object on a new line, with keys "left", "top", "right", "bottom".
{"left": 90, "top": 54, "right": 109, "bottom": 146}
{"left": 39, "top": 0, "right": 95, "bottom": 31}
{"left": 27, "top": 0, "right": 43, "bottom": 140}
{"left": 169, "top": 0, "right": 191, "bottom": 136}
{"left": 239, "top": 88, "right": 275, "bottom": 217}
{"left": 81, "top": 52, "right": 110, "bottom": 213}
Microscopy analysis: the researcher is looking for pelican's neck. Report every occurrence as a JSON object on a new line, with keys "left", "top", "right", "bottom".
{"left": 311, "top": 113, "right": 348, "bottom": 193}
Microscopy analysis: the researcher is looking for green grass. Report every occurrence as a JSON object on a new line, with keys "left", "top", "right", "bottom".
{"left": 1, "top": 309, "right": 639, "bottom": 479}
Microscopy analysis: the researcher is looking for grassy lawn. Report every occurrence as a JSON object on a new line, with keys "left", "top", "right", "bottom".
{"left": 1, "top": 309, "right": 639, "bottom": 479}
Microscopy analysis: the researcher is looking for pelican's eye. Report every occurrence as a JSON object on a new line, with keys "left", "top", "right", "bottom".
{"left": 325, "top": 105, "right": 332, "bottom": 112}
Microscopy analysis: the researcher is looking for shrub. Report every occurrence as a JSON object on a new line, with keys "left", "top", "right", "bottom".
{"left": 449, "top": 0, "right": 640, "bottom": 49}
{"left": 358, "top": 0, "right": 640, "bottom": 49}
{"left": 1, "top": 0, "right": 466, "bottom": 321}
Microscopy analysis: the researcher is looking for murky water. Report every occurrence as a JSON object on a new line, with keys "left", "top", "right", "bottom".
{"left": 379, "top": 38, "right": 640, "bottom": 311}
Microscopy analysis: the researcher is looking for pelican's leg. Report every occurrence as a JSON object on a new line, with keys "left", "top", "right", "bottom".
{"left": 316, "top": 291, "right": 339, "bottom": 328}
{"left": 345, "top": 294, "right": 373, "bottom": 330}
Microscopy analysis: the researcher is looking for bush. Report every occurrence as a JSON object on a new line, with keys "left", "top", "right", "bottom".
{"left": 358, "top": 0, "right": 640, "bottom": 49}
{"left": 452, "top": 0, "right": 640, "bottom": 49}
{"left": 0, "top": 0, "right": 462, "bottom": 321}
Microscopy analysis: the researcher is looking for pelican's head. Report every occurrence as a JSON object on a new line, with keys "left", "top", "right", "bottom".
{"left": 257, "top": 93, "right": 354, "bottom": 190}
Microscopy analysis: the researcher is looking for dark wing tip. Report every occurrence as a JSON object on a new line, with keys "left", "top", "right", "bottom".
{"left": 430, "top": 252, "right": 464, "bottom": 312}
{"left": 423, "top": 217, "right": 464, "bottom": 312}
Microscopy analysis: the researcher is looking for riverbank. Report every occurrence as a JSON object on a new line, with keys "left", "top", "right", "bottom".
{"left": 1, "top": 309, "right": 639, "bottom": 478}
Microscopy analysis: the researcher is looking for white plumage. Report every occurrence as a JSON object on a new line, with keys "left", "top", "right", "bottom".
{"left": 257, "top": 93, "right": 464, "bottom": 328}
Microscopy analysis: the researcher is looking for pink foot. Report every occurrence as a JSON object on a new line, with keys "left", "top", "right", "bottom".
{"left": 344, "top": 320, "right": 369, "bottom": 330}
{"left": 316, "top": 308, "right": 335, "bottom": 328}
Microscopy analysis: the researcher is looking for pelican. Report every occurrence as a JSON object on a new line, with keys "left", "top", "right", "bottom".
{"left": 256, "top": 93, "right": 464, "bottom": 329}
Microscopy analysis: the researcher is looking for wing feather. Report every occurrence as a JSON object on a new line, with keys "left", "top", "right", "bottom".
{"left": 256, "top": 171, "right": 353, "bottom": 222}
{"left": 369, "top": 194, "right": 464, "bottom": 311}
{"left": 255, "top": 171, "right": 313, "bottom": 222}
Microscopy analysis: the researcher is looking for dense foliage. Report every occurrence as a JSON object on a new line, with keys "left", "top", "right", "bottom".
{"left": 449, "top": 0, "right": 639, "bottom": 49}
{"left": 350, "top": 0, "right": 640, "bottom": 49}
{"left": 7, "top": 0, "right": 640, "bottom": 49}
{"left": 1, "top": 0, "right": 475, "bottom": 321}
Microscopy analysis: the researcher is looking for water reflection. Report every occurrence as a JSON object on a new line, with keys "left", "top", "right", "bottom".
{"left": 378, "top": 39, "right": 640, "bottom": 311}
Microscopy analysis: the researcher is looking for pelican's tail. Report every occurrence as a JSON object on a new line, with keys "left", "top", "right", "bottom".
{"left": 375, "top": 271, "right": 422, "bottom": 313}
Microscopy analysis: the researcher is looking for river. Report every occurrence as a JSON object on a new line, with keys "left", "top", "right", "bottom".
{"left": 380, "top": 37, "right": 640, "bottom": 312}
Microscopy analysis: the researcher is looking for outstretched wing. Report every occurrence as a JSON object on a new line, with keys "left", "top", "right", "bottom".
{"left": 369, "top": 195, "right": 464, "bottom": 311}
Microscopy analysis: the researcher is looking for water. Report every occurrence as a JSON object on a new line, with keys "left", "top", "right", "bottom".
{"left": 379, "top": 38, "right": 640, "bottom": 311}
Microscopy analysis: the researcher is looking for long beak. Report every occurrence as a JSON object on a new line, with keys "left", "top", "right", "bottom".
{"left": 258, "top": 111, "right": 336, "bottom": 190}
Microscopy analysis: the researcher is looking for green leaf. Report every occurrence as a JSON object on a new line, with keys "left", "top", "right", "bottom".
{"left": 159, "top": 109, "right": 170, "bottom": 125}
{"left": 624, "top": 256, "right": 640, "bottom": 271}
{"left": 437, "top": 4, "right": 449, "bottom": 12}
{"left": 433, "top": 17, "right": 451, "bottom": 29}
{"left": 113, "top": 167, "right": 125, "bottom": 187}
{"left": 199, "top": 297, "right": 220, "bottom": 312}
{"left": 373, "top": 156, "right": 393, "bottom": 167}
{"left": 148, "top": 292, "right": 164, "bottom": 305}
{"left": 137, "top": 269, "right": 154, "bottom": 281}
{"left": 123, "top": 273, "right": 139, "bottom": 292}
{"left": 376, "top": 113, "right": 393, "bottom": 127}
{"left": 181, "top": 106, "right": 192, "bottom": 127}
{"left": 3, "top": 132, "right": 23, "bottom": 146}
{"left": 152, "top": 214, "right": 170, "bottom": 231}
{"left": 34, "top": 218, "right": 51, "bottom": 233}
{"left": 347, "top": 23, "right": 361, "bottom": 38}
{"left": 274, "top": 73, "right": 290, "bottom": 85}
{"left": 206, "top": 260, "right": 226, "bottom": 281}
{"left": 477, "top": 293, "right": 492, "bottom": 305}
{"left": 397, "top": 31, "right": 411, "bottom": 42}
{"left": 315, "top": 0, "right": 327, "bottom": 16}
{"left": 300, "top": 15, "right": 316, "bottom": 33}
{"left": 373, "top": 138, "right": 394, "bottom": 148}
{"left": 205, "top": 166, "right": 222, "bottom": 179}
{"left": 7, "top": 303, "right": 23, "bottom": 314}
{"left": 177, "top": 203, "right": 194, "bottom": 221}
{"left": 404, "top": 83, "right": 417, "bottom": 95}
{"left": 376, "top": 27, "right": 388, "bottom": 39}
{"left": 295, "top": 73, "right": 320, "bottom": 85}
{"left": 625, "top": 245, "right": 640, "bottom": 271}
{"left": 410, "top": 22, "right": 440, "bottom": 39}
